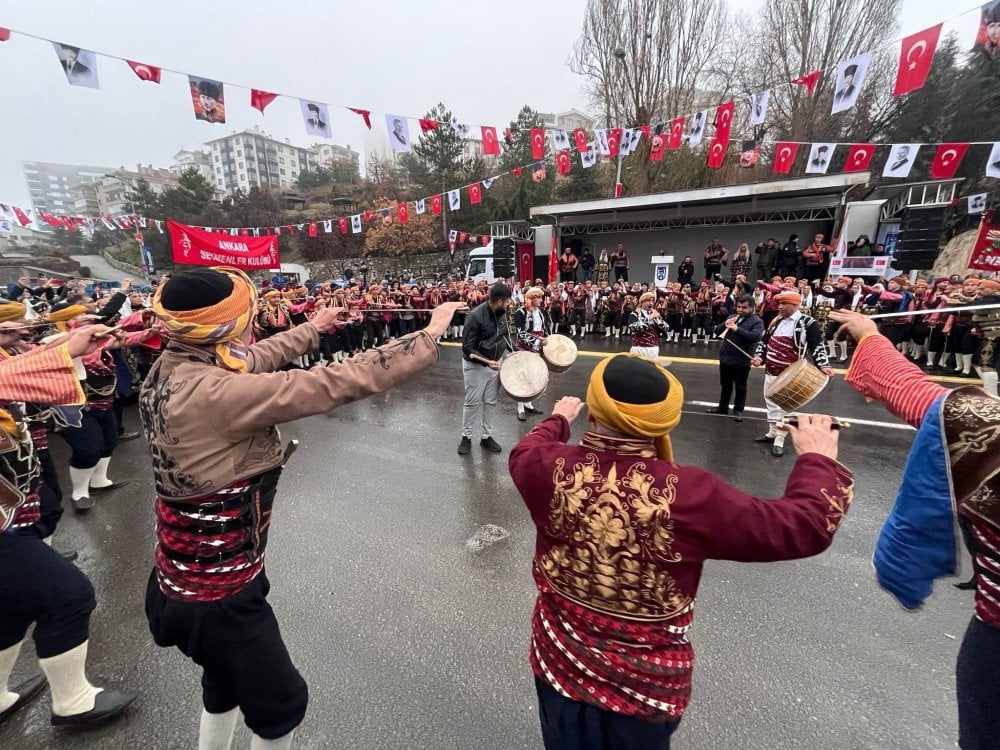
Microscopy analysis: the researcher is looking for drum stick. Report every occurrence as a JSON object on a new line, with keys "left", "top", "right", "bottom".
{"left": 469, "top": 352, "right": 495, "bottom": 367}
{"left": 717, "top": 332, "right": 756, "bottom": 362}
{"left": 781, "top": 415, "right": 850, "bottom": 429}
{"left": 864, "top": 302, "right": 999, "bottom": 320}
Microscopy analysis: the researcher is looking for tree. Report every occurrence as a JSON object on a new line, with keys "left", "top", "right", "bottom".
{"left": 158, "top": 168, "right": 217, "bottom": 221}
{"left": 398, "top": 103, "right": 466, "bottom": 198}
{"left": 363, "top": 201, "right": 438, "bottom": 257}
{"left": 492, "top": 105, "right": 555, "bottom": 220}
{"left": 126, "top": 178, "right": 161, "bottom": 217}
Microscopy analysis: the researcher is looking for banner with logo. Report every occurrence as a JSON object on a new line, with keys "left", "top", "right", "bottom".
{"left": 968, "top": 210, "right": 1000, "bottom": 271}
{"left": 828, "top": 255, "right": 891, "bottom": 277}
{"left": 167, "top": 220, "right": 279, "bottom": 269}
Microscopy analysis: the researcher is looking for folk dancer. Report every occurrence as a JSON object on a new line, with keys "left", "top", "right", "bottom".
{"left": 831, "top": 309, "right": 1000, "bottom": 750}
{"left": 509, "top": 354, "right": 853, "bottom": 750}
{"left": 627, "top": 292, "right": 670, "bottom": 360}
{"left": 512, "top": 288, "right": 551, "bottom": 422}
{"left": 752, "top": 290, "right": 834, "bottom": 457}
{"left": 143, "top": 267, "right": 461, "bottom": 749}
{"left": 0, "top": 327, "right": 137, "bottom": 731}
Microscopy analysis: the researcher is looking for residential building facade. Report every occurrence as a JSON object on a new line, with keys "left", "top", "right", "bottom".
{"left": 22, "top": 161, "right": 113, "bottom": 219}
{"left": 540, "top": 109, "right": 595, "bottom": 132}
{"left": 205, "top": 126, "right": 321, "bottom": 196}
{"left": 311, "top": 142, "right": 360, "bottom": 169}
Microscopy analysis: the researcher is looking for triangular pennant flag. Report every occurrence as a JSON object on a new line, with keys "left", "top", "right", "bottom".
{"left": 930, "top": 143, "right": 969, "bottom": 179}
{"left": 447, "top": 189, "right": 460, "bottom": 211}
{"left": 364, "top": 210, "right": 373, "bottom": 222}
{"left": 511, "top": 167, "right": 522, "bottom": 177}
{"left": 714, "top": 101, "right": 735, "bottom": 142}
{"left": 556, "top": 150, "right": 572, "bottom": 175}
{"left": 530, "top": 129, "right": 546, "bottom": 160}
{"left": 773, "top": 142, "right": 800, "bottom": 174}
{"left": 415, "top": 199, "right": 426, "bottom": 215}
{"left": 844, "top": 143, "right": 876, "bottom": 172}
{"left": 419, "top": 119, "right": 439, "bottom": 134}
{"left": 790, "top": 70, "right": 822, "bottom": 95}
{"left": 968, "top": 193, "right": 988, "bottom": 213}
{"left": 0, "top": 28, "right": 10, "bottom": 42}
{"left": 668, "top": 118, "right": 685, "bottom": 150}
{"left": 431, "top": 195, "right": 442, "bottom": 215}
{"left": 127, "top": 60, "right": 161, "bottom": 83}
{"left": 323, "top": 219, "right": 332, "bottom": 233}
{"left": 481, "top": 126, "right": 501, "bottom": 155}
{"left": 893, "top": 24, "right": 942, "bottom": 97}
{"left": 348, "top": 107, "right": 372, "bottom": 129}
{"left": 351, "top": 215, "right": 363, "bottom": 233}
{"left": 706, "top": 139, "right": 727, "bottom": 169}
{"left": 574, "top": 128, "right": 588, "bottom": 153}
{"left": 397, "top": 203, "right": 409, "bottom": 223}
{"left": 469, "top": 183, "right": 482, "bottom": 204}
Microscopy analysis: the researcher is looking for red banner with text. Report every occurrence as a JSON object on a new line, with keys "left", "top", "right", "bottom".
{"left": 168, "top": 220, "right": 280, "bottom": 269}
{"left": 968, "top": 210, "right": 1000, "bottom": 272}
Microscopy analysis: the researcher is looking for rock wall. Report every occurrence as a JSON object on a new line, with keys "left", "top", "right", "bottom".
{"left": 931, "top": 230, "right": 977, "bottom": 279}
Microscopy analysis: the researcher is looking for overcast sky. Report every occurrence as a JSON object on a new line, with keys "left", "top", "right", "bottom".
{"left": 0, "top": 0, "right": 976, "bottom": 209}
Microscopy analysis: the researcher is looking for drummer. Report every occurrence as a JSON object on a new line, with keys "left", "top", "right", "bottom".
{"left": 512, "top": 287, "right": 551, "bottom": 422}
{"left": 751, "top": 290, "right": 834, "bottom": 457}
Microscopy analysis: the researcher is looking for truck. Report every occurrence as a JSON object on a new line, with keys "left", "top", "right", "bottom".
{"left": 465, "top": 243, "right": 496, "bottom": 284}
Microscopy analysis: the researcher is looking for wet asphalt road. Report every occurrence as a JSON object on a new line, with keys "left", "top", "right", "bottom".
{"left": 1, "top": 337, "right": 977, "bottom": 750}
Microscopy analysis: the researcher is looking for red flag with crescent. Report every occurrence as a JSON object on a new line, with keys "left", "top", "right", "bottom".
{"left": 397, "top": 203, "right": 409, "bottom": 223}
{"left": 511, "top": 167, "right": 523, "bottom": 177}
{"left": 338, "top": 217, "right": 349, "bottom": 234}
{"left": 844, "top": 143, "right": 876, "bottom": 172}
{"left": 706, "top": 139, "right": 726, "bottom": 169}
{"left": 11, "top": 206, "right": 31, "bottom": 226}
{"left": 714, "top": 102, "right": 735, "bottom": 143}
{"left": 419, "top": 119, "right": 439, "bottom": 134}
{"left": 481, "top": 126, "right": 501, "bottom": 155}
{"left": 790, "top": 71, "right": 822, "bottom": 94}
{"left": 251, "top": 89, "right": 279, "bottom": 114}
{"left": 530, "top": 129, "right": 545, "bottom": 160}
{"left": 557, "top": 150, "right": 572, "bottom": 175}
{"left": 668, "top": 117, "right": 685, "bottom": 150}
{"left": 607, "top": 128, "right": 622, "bottom": 158}
{"left": 127, "top": 60, "right": 161, "bottom": 83}
{"left": 773, "top": 142, "right": 800, "bottom": 174}
{"left": 469, "top": 183, "right": 482, "bottom": 204}
{"left": 574, "top": 129, "right": 588, "bottom": 153}
{"left": 459, "top": 232, "right": 468, "bottom": 244}
{"left": 893, "top": 24, "right": 942, "bottom": 97}
{"left": 930, "top": 143, "right": 969, "bottom": 178}
{"left": 430, "top": 194, "right": 442, "bottom": 215}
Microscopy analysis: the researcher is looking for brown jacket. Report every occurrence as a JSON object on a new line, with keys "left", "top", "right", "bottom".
{"left": 139, "top": 324, "right": 439, "bottom": 500}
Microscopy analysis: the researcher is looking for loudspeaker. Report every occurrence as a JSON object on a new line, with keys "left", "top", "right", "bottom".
{"left": 492, "top": 238, "right": 515, "bottom": 279}
{"left": 893, "top": 206, "right": 946, "bottom": 271}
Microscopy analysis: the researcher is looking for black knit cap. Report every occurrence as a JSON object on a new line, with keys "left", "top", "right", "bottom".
{"left": 159, "top": 268, "right": 233, "bottom": 312}
{"left": 603, "top": 355, "right": 670, "bottom": 404}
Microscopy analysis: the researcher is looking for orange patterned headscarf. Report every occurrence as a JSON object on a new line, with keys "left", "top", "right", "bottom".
{"left": 152, "top": 267, "right": 257, "bottom": 373}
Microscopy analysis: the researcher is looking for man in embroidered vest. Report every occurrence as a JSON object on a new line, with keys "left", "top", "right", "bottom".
{"left": 141, "top": 267, "right": 461, "bottom": 749}
{"left": 509, "top": 354, "right": 854, "bottom": 750}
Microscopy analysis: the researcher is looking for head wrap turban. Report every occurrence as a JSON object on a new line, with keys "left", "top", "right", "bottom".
{"left": 978, "top": 279, "right": 1000, "bottom": 294}
{"left": 774, "top": 291, "right": 803, "bottom": 306}
{"left": 586, "top": 354, "right": 684, "bottom": 462}
{"left": 152, "top": 266, "right": 257, "bottom": 373}
{"left": 0, "top": 301, "right": 26, "bottom": 323}
{"left": 639, "top": 292, "right": 656, "bottom": 304}
{"left": 47, "top": 303, "right": 89, "bottom": 332}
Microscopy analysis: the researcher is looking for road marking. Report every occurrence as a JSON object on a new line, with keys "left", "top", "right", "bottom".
{"left": 684, "top": 400, "right": 915, "bottom": 431}
{"left": 438, "top": 341, "right": 977, "bottom": 383}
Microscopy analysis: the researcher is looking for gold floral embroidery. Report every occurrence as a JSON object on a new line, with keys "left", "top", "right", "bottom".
{"left": 541, "top": 454, "right": 692, "bottom": 621}
{"left": 821, "top": 480, "right": 855, "bottom": 533}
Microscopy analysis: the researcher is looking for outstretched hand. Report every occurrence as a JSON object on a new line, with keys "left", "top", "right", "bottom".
{"left": 829, "top": 310, "right": 879, "bottom": 342}
{"left": 552, "top": 396, "right": 585, "bottom": 424}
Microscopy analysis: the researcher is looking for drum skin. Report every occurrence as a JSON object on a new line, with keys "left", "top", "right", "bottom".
{"left": 541, "top": 334, "right": 578, "bottom": 373}
{"left": 764, "top": 358, "right": 828, "bottom": 412}
{"left": 499, "top": 352, "right": 549, "bottom": 402}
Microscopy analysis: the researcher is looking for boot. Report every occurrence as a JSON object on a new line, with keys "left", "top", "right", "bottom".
{"left": 684, "top": 328, "right": 691, "bottom": 340}
{"left": 938, "top": 353, "right": 952, "bottom": 370}
{"left": 910, "top": 343, "right": 924, "bottom": 361}
{"left": 69, "top": 466, "right": 96, "bottom": 511}
{"left": 926, "top": 350, "right": 938, "bottom": 368}
{"left": 960, "top": 353, "right": 974, "bottom": 375}
{"left": 604, "top": 328, "right": 611, "bottom": 339}
{"left": 569, "top": 325, "right": 576, "bottom": 338}
{"left": 837, "top": 341, "right": 848, "bottom": 362}
{"left": 458, "top": 325, "right": 464, "bottom": 337}
{"left": 199, "top": 707, "right": 240, "bottom": 750}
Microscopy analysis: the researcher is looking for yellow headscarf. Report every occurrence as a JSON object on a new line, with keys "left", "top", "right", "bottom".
{"left": 46, "top": 303, "right": 88, "bottom": 332}
{"left": 0, "top": 301, "right": 26, "bottom": 323}
{"left": 152, "top": 267, "right": 257, "bottom": 373}
{"left": 586, "top": 353, "right": 684, "bottom": 461}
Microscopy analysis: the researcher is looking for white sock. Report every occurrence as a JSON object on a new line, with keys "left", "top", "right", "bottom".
{"left": 0, "top": 640, "right": 24, "bottom": 713}
{"left": 199, "top": 707, "right": 240, "bottom": 750}
{"left": 980, "top": 370, "right": 998, "bottom": 397}
{"left": 251, "top": 731, "right": 294, "bottom": 750}
{"left": 926, "top": 351, "right": 936, "bottom": 366}
{"left": 774, "top": 431, "right": 787, "bottom": 446}
{"left": 90, "top": 457, "right": 112, "bottom": 489}
{"left": 69, "top": 466, "right": 95, "bottom": 500}
{"left": 38, "top": 641, "right": 101, "bottom": 717}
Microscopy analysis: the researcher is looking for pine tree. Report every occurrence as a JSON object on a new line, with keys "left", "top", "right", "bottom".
{"left": 399, "top": 103, "right": 465, "bottom": 198}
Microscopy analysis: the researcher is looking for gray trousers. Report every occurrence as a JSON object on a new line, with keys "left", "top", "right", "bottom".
{"left": 462, "top": 359, "right": 500, "bottom": 439}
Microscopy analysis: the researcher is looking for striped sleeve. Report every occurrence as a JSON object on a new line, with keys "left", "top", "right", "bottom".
{"left": 845, "top": 335, "right": 948, "bottom": 428}
{"left": 0, "top": 344, "right": 85, "bottom": 406}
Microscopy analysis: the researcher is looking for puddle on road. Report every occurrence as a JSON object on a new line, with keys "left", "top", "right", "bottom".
{"left": 466, "top": 523, "right": 510, "bottom": 551}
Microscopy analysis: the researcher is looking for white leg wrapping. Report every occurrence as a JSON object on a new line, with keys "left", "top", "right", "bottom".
{"left": 199, "top": 707, "right": 240, "bottom": 750}
{"left": 90, "top": 457, "right": 112, "bottom": 489}
{"left": 38, "top": 641, "right": 100, "bottom": 717}
{"left": 69, "top": 466, "right": 95, "bottom": 500}
{"left": 0, "top": 640, "right": 25, "bottom": 713}
{"left": 250, "top": 731, "right": 295, "bottom": 749}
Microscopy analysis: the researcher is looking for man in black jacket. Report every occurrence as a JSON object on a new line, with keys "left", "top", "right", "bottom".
{"left": 706, "top": 295, "right": 764, "bottom": 421}
{"left": 459, "top": 283, "right": 512, "bottom": 455}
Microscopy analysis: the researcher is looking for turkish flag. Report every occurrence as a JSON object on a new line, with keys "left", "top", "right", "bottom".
{"left": 397, "top": 203, "right": 409, "bottom": 223}
{"left": 638, "top": 125, "right": 650, "bottom": 140}
{"left": 930, "top": 143, "right": 969, "bottom": 178}
{"left": 363, "top": 210, "right": 373, "bottom": 222}
{"left": 481, "top": 126, "right": 501, "bottom": 155}
{"left": 893, "top": 24, "right": 942, "bottom": 97}
{"left": 459, "top": 232, "right": 468, "bottom": 243}
{"left": 127, "top": 60, "right": 161, "bottom": 83}
{"left": 844, "top": 143, "right": 876, "bottom": 172}
{"left": 11, "top": 206, "right": 31, "bottom": 226}
{"left": 511, "top": 167, "right": 523, "bottom": 177}
{"left": 431, "top": 194, "right": 442, "bottom": 215}
{"left": 668, "top": 118, "right": 685, "bottom": 150}
{"left": 251, "top": 89, "right": 279, "bottom": 114}
{"left": 468, "top": 183, "right": 482, "bottom": 204}
{"left": 790, "top": 71, "right": 822, "bottom": 95}
{"left": 607, "top": 128, "right": 622, "bottom": 158}
{"left": 650, "top": 134, "right": 666, "bottom": 161}
{"left": 419, "top": 119, "right": 439, "bottom": 134}
{"left": 530, "top": 129, "right": 545, "bottom": 159}
{"left": 557, "top": 150, "right": 571, "bottom": 175}
{"left": 714, "top": 102, "right": 735, "bottom": 143}
{"left": 574, "top": 128, "right": 588, "bottom": 153}
{"left": 348, "top": 107, "right": 372, "bottom": 129}
{"left": 308, "top": 222, "right": 317, "bottom": 237}
{"left": 706, "top": 139, "right": 727, "bottom": 169}
{"left": 773, "top": 142, "right": 800, "bottom": 174}
{"left": 338, "top": 217, "right": 349, "bottom": 234}
{"left": 548, "top": 236, "right": 558, "bottom": 283}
